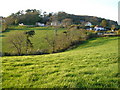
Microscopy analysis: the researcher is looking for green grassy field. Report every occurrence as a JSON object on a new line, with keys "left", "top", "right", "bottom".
{"left": 2, "top": 36, "right": 119, "bottom": 88}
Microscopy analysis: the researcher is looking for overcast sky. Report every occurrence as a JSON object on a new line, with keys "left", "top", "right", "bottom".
{"left": 0, "top": 0, "right": 119, "bottom": 22}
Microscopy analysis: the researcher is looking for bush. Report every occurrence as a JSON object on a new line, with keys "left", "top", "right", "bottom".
{"left": 117, "top": 29, "right": 120, "bottom": 35}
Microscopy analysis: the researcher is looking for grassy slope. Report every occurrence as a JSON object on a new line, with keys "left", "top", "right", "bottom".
{"left": 2, "top": 37, "right": 119, "bottom": 88}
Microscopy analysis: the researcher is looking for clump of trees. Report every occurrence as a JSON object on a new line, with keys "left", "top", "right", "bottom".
{"left": 4, "top": 9, "right": 42, "bottom": 25}
{"left": 2, "top": 9, "right": 53, "bottom": 30}
{"left": 44, "top": 27, "right": 91, "bottom": 53}
{"left": 100, "top": 20, "right": 107, "bottom": 28}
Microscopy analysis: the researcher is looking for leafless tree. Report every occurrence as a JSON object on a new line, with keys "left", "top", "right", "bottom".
{"left": 7, "top": 32, "right": 27, "bottom": 55}
{"left": 45, "top": 29, "right": 58, "bottom": 53}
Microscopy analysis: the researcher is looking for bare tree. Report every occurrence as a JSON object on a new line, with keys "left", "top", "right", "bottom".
{"left": 45, "top": 29, "right": 58, "bottom": 53}
{"left": 7, "top": 32, "right": 27, "bottom": 55}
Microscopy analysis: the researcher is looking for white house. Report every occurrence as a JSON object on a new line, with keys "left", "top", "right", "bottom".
{"left": 85, "top": 22, "right": 92, "bottom": 27}
{"left": 94, "top": 25, "right": 106, "bottom": 31}
{"left": 51, "top": 21, "right": 61, "bottom": 26}
{"left": 86, "top": 28, "right": 93, "bottom": 30}
{"left": 36, "top": 22, "right": 45, "bottom": 26}
{"left": 19, "top": 23, "right": 24, "bottom": 26}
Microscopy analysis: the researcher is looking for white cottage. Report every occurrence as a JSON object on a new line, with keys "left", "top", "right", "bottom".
{"left": 19, "top": 23, "right": 24, "bottom": 26}
{"left": 94, "top": 25, "right": 106, "bottom": 31}
{"left": 51, "top": 21, "right": 61, "bottom": 26}
{"left": 36, "top": 22, "right": 45, "bottom": 26}
{"left": 85, "top": 22, "right": 92, "bottom": 27}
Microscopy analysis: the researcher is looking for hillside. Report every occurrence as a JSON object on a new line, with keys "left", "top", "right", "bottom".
{"left": 56, "top": 12, "right": 118, "bottom": 27}
{"left": 2, "top": 10, "right": 118, "bottom": 31}
{"left": 2, "top": 37, "right": 119, "bottom": 88}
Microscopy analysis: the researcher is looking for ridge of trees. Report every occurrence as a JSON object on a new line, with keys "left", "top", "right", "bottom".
{"left": 1, "top": 9, "right": 118, "bottom": 32}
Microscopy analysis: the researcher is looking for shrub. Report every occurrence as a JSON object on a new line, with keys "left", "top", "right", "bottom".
{"left": 117, "top": 29, "right": 120, "bottom": 35}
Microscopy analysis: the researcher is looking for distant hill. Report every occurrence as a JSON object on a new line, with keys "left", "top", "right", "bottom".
{"left": 53, "top": 12, "right": 118, "bottom": 28}
{"left": 3, "top": 10, "right": 119, "bottom": 29}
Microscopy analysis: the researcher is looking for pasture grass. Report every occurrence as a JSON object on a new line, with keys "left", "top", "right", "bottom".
{"left": 2, "top": 36, "right": 119, "bottom": 88}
